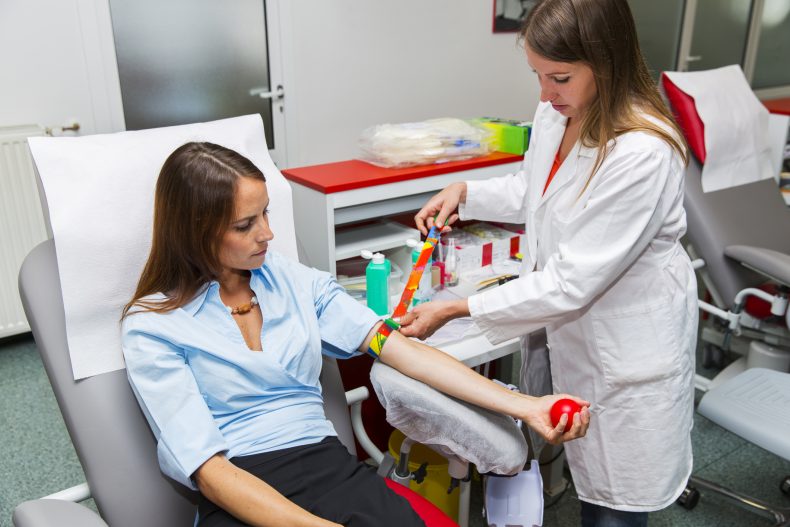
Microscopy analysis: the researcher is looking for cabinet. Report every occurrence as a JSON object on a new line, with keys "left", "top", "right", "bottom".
{"left": 282, "top": 152, "right": 524, "bottom": 367}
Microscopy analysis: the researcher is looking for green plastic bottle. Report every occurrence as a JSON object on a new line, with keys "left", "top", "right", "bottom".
{"left": 361, "top": 250, "right": 391, "bottom": 316}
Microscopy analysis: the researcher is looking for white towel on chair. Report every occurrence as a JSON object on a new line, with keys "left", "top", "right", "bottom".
{"left": 29, "top": 115, "right": 296, "bottom": 380}
{"left": 664, "top": 65, "right": 774, "bottom": 193}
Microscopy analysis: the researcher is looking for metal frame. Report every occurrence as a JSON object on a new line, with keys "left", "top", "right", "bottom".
{"left": 675, "top": 0, "right": 790, "bottom": 98}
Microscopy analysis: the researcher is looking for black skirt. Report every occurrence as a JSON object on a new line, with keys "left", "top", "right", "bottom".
{"left": 197, "top": 436, "right": 426, "bottom": 527}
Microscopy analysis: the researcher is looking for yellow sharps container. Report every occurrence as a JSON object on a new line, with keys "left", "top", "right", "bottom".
{"left": 387, "top": 429, "right": 460, "bottom": 521}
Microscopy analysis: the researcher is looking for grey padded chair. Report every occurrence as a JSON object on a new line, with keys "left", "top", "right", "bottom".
{"left": 680, "top": 147, "right": 790, "bottom": 525}
{"left": 13, "top": 239, "right": 360, "bottom": 527}
{"left": 684, "top": 159, "right": 790, "bottom": 309}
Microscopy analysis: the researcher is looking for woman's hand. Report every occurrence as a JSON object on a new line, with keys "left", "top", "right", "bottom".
{"left": 414, "top": 182, "right": 467, "bottom": 236}
{"left": 518, "top": 393, "right": 591, "bottom": 445}
{"left": 397, "top": 299, "right": 469, "bottom": 340}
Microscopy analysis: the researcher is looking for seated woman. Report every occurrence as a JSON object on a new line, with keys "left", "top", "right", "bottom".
{"left": 121, "top": 142, "right": 590, "bottom": 527}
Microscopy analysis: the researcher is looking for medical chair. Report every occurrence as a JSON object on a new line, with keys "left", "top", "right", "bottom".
{"left": 661, "top": 71, "right": 790, "bottom": 525}
{"left": 12, "top": 120, "right": 457, "bottom": 527}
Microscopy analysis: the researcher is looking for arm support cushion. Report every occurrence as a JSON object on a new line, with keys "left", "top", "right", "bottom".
{"left": 370, "top": 362, "right": 528, "bottom": 475}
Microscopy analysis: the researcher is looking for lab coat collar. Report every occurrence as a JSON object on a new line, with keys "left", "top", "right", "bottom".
{"left": 539, "top": 141, "right": 581, "bottom": 205}
{"left": 578, "top": 143, "right": 597, "bottom": 158}
{"left": 534, "top": 106, "right": 600, "bottom": 207}
{"left": 530, "top": 105, "right": 566, "bottom": 204}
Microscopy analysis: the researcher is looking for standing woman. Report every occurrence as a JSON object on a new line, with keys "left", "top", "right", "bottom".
{"left": 399, "top": 0, "right": 698, "bottom": 525}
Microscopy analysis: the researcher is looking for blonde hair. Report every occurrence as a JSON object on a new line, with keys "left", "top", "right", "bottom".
{"left": 521, "top": 0, "right": 688, "bottom": 193}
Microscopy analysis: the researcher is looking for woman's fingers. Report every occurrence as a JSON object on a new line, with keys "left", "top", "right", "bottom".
{"left": 541, "top": 401, "right": 590, "bottom": 445}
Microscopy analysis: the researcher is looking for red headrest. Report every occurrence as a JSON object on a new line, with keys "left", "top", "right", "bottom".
{"left": 661, "top": 72, "right": 707, "bottom": 163}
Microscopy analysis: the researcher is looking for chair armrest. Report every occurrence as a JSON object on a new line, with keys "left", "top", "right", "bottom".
{"left": 724, "top": 245, "right": 790, "bottom": 287}
{"left": 345, "top": 386, "right": 385, "bottom": 464}
{"left": 13, "top": 499, "right": 108, "bottom": 527}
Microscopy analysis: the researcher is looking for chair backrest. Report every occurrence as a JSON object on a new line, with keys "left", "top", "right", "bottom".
{"left": 19, "top": 240, "right": 356, "bottom": 527}
{"left": 683, "top": 158, "right": 790, "bottom": 306}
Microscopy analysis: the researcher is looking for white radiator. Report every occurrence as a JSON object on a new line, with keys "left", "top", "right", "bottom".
{"left": 0, "top": 125, "right": 48, "bottom": 338}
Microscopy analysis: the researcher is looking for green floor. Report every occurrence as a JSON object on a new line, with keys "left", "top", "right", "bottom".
{"left": 1, "top": 333, "right": 788, "bottom": 527}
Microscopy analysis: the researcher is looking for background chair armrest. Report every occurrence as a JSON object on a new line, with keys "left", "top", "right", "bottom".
{"left": 13, "top": 499, "right": 108, "bottom": 527}
{"left": 724, "top": 245, "right": 790, "bottom": 287}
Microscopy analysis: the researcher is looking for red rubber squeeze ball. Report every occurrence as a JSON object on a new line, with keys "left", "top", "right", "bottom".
{"left": 550, "top": 398, "right": 582, "bottom": 430}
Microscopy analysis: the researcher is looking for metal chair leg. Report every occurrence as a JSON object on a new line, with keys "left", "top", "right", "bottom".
{"left": 685, "top": 475, "right": 790, "bottom": 526}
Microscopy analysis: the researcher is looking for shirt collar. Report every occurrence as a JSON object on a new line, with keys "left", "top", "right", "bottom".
{"left": 181, "top": 266, "right": 269, "bottom": 317}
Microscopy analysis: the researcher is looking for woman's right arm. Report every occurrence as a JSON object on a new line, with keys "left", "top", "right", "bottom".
{"left": 195, "top": 455, "right": 340, "bottom": 527}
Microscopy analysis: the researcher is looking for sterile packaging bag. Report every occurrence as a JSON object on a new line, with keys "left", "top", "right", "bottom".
{"left": 359, "top": 118, "right": 493, "bottom": 168}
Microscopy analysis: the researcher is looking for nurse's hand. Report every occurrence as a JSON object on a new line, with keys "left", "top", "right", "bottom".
{"left": 414, "top": 182, "right": 467, "bottom": 236}
{"left": 520, "top": 394, "right": 591, "bottom": 445}
{"left": 397, "top": 298, "right": 469, "bottom": 340}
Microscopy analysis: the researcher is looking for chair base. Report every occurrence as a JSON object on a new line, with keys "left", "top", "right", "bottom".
{"left": 681, "top": 475, "right": 790, "bottom": 526}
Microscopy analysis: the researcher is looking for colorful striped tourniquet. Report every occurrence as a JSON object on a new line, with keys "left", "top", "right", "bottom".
{"left": 392, "top": 225, "right": 441, "bottom": 319}
{"left": 366, "top": 318, "right": 400, "bottom": 358}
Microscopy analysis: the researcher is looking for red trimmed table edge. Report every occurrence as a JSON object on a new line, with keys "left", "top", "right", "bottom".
{"left": 282, "top": 151, "right": 523, "bottom": 194}
{"left": 764, "top": 97, "right": 790, "bottom": 116}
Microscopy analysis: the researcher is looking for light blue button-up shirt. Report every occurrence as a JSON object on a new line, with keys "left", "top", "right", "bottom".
{"left": 121, "top": 251, "right": 379, "bottom": 490}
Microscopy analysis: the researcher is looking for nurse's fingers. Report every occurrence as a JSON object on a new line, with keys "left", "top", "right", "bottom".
{"left": 415, "top": 195, "right": 447, "bottom": 235}
{"left": 397, "top": 312, "right": 415, "bottom": 327}
{"left": 414, "top": 208, "right": 432, "bottom": 236}
{"left": 433, "top": 204, "right": 458, "bottom": 233}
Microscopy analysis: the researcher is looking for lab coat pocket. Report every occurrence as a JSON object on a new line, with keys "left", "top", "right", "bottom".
{"left": 592, "top": 300, "right": 681, "bottom": 391}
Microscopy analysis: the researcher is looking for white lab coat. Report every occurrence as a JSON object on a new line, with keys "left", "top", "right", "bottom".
{"left": 462, "top": 101, "right": 698, "bottom": 511}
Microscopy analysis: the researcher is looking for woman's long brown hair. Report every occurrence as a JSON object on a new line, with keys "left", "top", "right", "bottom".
{"left": 521, "top": 0, "right": 688, "bottom": 193}
{"left": 122, "top": 142, "right": 265, "bottom": 318}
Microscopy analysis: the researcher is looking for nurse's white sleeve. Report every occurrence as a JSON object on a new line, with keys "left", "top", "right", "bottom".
{"left": 459, "top": 163, "right": 529, "bottom": 223}
{"left": 469, "top": 148, "right": 676, "bottom": 344}
{"left": 122, "top": 317, "right": 228, "bottom": 490}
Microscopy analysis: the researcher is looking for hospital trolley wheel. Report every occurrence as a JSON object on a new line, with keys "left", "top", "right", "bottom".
{"left": 781, "top": 476, "right": 790, "bottom": 497}
{"left": 702, "top": 343, "right": 725, "bottom": 370}
{"left": 677, "top": 486, "right": 700, "bottom": 510}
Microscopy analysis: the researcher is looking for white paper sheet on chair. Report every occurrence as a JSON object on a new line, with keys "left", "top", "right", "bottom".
{"left": 663, "top": 65, "right": 774, "bottom": 193}
{"left": 28, "top": 115, "right": 297, "bottom": 380}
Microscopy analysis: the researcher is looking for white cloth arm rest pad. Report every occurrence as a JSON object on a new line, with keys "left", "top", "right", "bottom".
{"left": 370, "top": 362, "right": 528, "bottom": 475}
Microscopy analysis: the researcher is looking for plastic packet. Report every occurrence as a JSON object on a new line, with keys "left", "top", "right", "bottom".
{"left": 359, "top": 118, "right": 493, "bottom": 168}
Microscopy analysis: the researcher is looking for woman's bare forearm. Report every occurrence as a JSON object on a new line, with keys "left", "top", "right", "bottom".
{"left": 195, "top": 454, "right": 340, "bottom": 527}
{"left": 374, "top": 330, "right": 531, "bottom": 418}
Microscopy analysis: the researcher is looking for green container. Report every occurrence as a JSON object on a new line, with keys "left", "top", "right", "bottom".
{"left": 476, "top": 117, "right": 531, "bottom": 155}
{"left": 365, "top": 253, "right": 391, "bottom": 316}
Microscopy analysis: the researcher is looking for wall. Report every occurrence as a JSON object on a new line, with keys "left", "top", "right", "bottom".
{"left": 280, "top": 0, "right": 540, "bottom": 167}
{"left": 0, "top": 0, "right": 123, "bottom": 135}
{"left": 0, "top": 0, "right": 539, "bottom": 165}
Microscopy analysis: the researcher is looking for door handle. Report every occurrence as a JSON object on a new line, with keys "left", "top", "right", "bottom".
{"left": 249, "top": 84, "right": 284, "bottom": 100}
